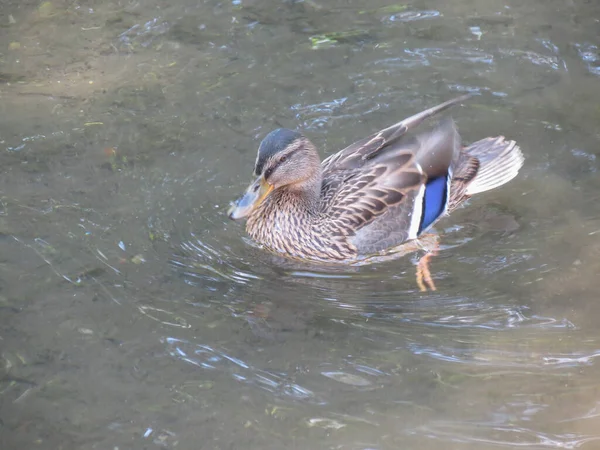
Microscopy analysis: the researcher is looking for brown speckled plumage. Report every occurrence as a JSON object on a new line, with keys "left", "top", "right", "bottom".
{"left": 229, "top": 95, "right": 524, "bottom": 263}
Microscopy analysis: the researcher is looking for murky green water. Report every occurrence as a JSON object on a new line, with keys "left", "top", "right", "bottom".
{"left": 1, "top": 0, "right": 600, "bottom": 448}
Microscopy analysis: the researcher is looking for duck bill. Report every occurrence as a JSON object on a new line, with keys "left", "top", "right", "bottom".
{"left": 228, "top": 176, "right": 273, "bottom": 220}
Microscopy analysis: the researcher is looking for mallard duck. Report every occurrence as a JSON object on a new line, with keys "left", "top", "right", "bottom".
{"left": 228, "top": 95, "right": 524, "bottom": 288}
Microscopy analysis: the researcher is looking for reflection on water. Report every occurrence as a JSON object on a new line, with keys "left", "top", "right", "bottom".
{"left": 1, "top": 0, "right": 600, "bottom": 449}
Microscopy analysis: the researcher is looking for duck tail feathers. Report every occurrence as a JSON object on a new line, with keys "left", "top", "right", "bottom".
{"left": 464, "top": 136, "right": 524, "bottom": 196}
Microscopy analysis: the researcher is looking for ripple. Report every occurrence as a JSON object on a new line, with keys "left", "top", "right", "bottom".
{"left": 575, "top": 43, "right": 600, "bottom": 76}
{"left": 163, "top": 337, "right": 322, "bottom": 403}
{"left": 290, "top": 96, "right": 382, "bottom": 130}
{"left": 373, "top": 55, "right": 430, "bottom": 69}
{"left": 570, "top": 149, "right": 597, "bottom": 173}
{"left": 385, "top": 10, "right": 441, "bottom": 22}
{"left": 500, "top": 49, "right": 563, "bottom": 71}
{"left": 410, "top": 421, "right": 600, "bottom": 449}
{"left": 321, "top": 371, "right": 372, "bottom": 386}
{"left": 404, "top": 47, "right": 495, "bottom": 65}
{"left": 537, "top": 38, "right": 561, "bottom": 56}
{"left": 138, "top": 305, "right": 192, "bottom": 328}
{"left": 118, "top": 18, "right": 170, "bottom": 49}
{"left": 290, "top": 97, "right": 348, "bottom": 129}
{"left": 407, "top": 344, "right": 600, "bottom": 370}
{"left": 341, "top": 288, "right": 572, "bottom": 330}
{"left": 170, "top": 234, "right": 261, "bottom": 287}
{"left": 542, "top": 351, "right": 600, "bottom": 368}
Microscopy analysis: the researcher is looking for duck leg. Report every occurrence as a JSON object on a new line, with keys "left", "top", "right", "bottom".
{"left": 415, "top": 235, "right": 440, "bottom": 292}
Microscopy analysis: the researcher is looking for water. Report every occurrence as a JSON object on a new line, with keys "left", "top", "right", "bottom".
{"left": 1, "top": 0, "right": 600, "bottom": 448}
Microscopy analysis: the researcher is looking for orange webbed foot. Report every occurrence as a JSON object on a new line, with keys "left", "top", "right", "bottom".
{"left": 415, "top": 234, "right": 440, "bottom": 292}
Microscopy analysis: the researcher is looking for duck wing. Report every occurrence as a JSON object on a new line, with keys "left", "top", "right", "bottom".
{"left": 320, "top": 120, "right": 462, "bottom": 255}
{"left": 321, "top": 94, "right": 470, "bottom": 173}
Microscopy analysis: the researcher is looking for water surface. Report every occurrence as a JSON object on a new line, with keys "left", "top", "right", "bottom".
{"left": 1, "top": 0, "right": 600, "bottom": 449}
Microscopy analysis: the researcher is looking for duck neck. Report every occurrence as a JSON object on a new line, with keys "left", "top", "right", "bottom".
{"left": 246, "top": 170, "right": 323, "bottom": 247}
{"left": 282, "top": 170, "right": 323, "bottom": 215}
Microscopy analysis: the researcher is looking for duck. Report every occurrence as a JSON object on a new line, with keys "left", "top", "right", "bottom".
{"left": 228, "top": 95, "right": 524, "bottom": 289}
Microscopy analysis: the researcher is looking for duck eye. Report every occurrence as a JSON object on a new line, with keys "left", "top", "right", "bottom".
{"left": 280, "top": 155, "right": 287, "bottom": 163}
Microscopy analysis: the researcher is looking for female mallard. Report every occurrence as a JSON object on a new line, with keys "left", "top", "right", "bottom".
{"left": 228, "top": 95, "right": 524, "bottom": 286}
